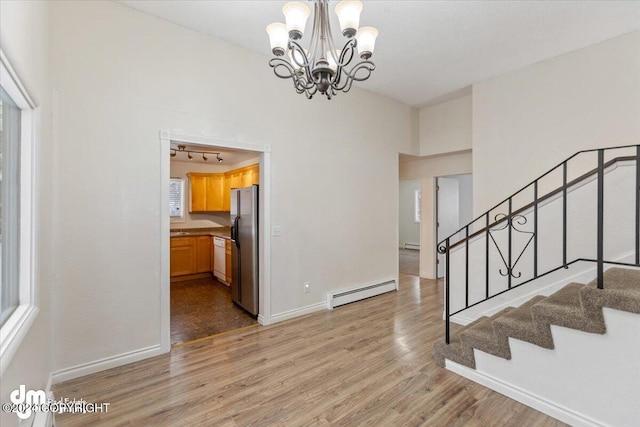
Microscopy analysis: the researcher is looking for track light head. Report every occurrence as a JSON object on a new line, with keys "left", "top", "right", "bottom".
{"left": 202, "top": 153, "right": 208, "bottom": 161}
{"left": 170, "top": 150, "right": 176, "bottom": 157}
{"left": 187, "top": 152, "right": 193, "bottom": 160}
{"left": 217, "top": 154, "right": 223, "bottom": 162}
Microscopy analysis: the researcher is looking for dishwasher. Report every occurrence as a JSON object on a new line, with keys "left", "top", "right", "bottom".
{"left": 213, "top": 237, "right": 227, "bottom": 283}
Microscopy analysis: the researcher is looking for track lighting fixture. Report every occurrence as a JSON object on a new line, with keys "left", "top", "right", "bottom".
{"left": 170, "top": 144, "right": 224, "bottom": 163}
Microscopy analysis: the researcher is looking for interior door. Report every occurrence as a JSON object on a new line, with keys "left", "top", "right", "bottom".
{"left": 437, "top": 177, "right": 460, "bottom": 278}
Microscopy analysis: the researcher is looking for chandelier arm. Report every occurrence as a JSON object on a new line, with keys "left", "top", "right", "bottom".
{"left": 337, "top": 39, "right": 356, "bottom": 68}
{"left": 270, "top": 57, "right": 316, "bottom": 92}
{"left": 331, "top": 39, "right": 357, "bottom": 88}
{"left": 269, "top": 57, "right": 298, "bottom": 79}
{"left": 333, "top": 61, "right": 376, "bottom": 93}
{"left": 347, "top": 61, "right": 376, "bottom": 82}
{"left": 289, "top": 40, "right": 311, "bottom": 69}
{"left": 294, "top": 73, "right": 317, "bottom": 94}
{"left": 288, "top": 40, "right": 316, "bottom": 88}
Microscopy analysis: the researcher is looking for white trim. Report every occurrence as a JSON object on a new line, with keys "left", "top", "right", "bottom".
{"left": 0, "top": 50, "right": 36, "bottom": 108}
{"left": 0, "top": 306, "right": 39, "bottom": 374}
{"left": 51, "top": 345, "right": 163, "bottom": 384}
{"left": 160, "top": 131, "right": 273, "bottom": 348}
{"left": 269, "top": 302, "right": 327, "bottom": 324}
{"left": 446, "top": 360, "right": 604, "bottom": 427}
{"left": 0, "top": 49, "right": 38, "bottom": 375}
{"left": 159, "top": 132, "right": 171, "bottom": 354}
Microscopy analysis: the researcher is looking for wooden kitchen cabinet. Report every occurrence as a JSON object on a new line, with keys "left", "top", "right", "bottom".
{"left": 195, "top": 236, "right": 212, "bottom": 273}
{"left": 170, "top": 237, "right": 197, "bottom": 277}
{"left": 170, "top": 235, "right": 213, "bottom": 277}
{"left": 188, "top": 173, "right": 225, "bottom": 212}
{"left": 241, "top": 164, "right": 259, "bottom": 187}
{"left": 187, "top": 165, "right": 259, "bottom": 212}
{"left": 223, "top": 164, "right": 259, "bottom": 211}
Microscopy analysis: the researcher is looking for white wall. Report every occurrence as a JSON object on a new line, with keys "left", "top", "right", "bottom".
{"left": 398, "top": 179, "right": 420, "bottom": 248}
{"left": 451, "top": 307, "right": 640, "bottom": 427}
{"left": 473, "top": 31, "right": 640, "bottom": 215}
{"left": 400, "top": 151, "right": 473, "bottom": 279}
{"left": 419, "top": 94, "right": 472, "bottom": 156}
{"left": 49, "top": 1, "right": 417, "bottom": 375}
{"left": 457, "top": 174, "right": 473, "bottom": 227}
{"left": 0, "top": 1, "right": 53, "bottom": 426}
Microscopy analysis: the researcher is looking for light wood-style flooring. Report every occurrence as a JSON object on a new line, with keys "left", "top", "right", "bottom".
{"left": 53, "top": 274, "right": 566, "bottom": 426}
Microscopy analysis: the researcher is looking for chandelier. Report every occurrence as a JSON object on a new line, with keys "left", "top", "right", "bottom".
{"left": 266, "top": 0, "right": 379, "bottom": 100}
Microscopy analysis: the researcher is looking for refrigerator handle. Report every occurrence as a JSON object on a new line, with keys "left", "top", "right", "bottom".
{"left": 233, "top": 216, "right": 240, "bottom": 248}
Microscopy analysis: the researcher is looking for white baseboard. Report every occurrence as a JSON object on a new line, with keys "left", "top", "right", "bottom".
{"left": 446, "top": 360, "right": 604, "bottom": 427}
{"left": 269, "top": 302, "right": 327, "bottom": 324}
{"left": 51, "top": 345, "right": 164, "bottom": 384}
{"left": 257, "top": 314, "right": 269, "bottom": 326}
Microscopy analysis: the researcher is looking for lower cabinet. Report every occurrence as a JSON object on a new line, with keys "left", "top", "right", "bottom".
{"left": 195, "top": 236, "right": 212, "bottom": 273}
{"left": 170, "top": 236, "right": 212, "bottom": 277}
{"left": 170, "top": 237, "right": 196, "bottom": 277}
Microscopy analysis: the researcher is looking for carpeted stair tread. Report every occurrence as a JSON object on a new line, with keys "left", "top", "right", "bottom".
{"left": 493, "top": 296, "right": 554, "bottom": 349}
{"left": 461, "top": 308, "right": 514, "bottom": 359}
{"left": 433, "top": 315, "right": 489, "bottom": 369}
{"left": 583, "top": 267, "right": 640, "bottom": 316}
{"left": 433, "top": 267, "right": 640, "bottom": 370}
{"left": 531, "top": 283, "right": 606, "bottom": 334}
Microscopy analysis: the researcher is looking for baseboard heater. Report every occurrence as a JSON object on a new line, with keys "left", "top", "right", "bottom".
{"left": 404, "top": 243, "right": 420, "bottom": 250}
{"left": 327, "top": 279, "right": 397, "bottom": 309}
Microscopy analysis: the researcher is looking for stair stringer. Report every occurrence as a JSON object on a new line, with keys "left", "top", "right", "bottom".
{"left": 447, "top": 307, "right": 640, "bottom": 427}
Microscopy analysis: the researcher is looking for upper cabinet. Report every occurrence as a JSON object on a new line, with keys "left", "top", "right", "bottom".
{"left": 188, "top": 164, "right": 259, "bottom": 212}
{"left": 188, "top": 172, "right": 225, "bottom": 212}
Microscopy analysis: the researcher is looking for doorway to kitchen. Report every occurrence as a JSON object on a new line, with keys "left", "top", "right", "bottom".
{"left": 160, "top": 131, "right": 272, "bottom": 351}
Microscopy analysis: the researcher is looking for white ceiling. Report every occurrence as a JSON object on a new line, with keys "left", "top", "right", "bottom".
{"left": 118, "top": 1, "right": 640, "bottom": 107}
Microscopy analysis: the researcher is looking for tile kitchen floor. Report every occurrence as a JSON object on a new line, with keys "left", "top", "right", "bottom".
{"left": 170, "top": 277, "right": 257, "bottom": 346}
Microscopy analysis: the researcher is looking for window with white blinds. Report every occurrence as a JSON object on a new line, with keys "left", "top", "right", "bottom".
{"left": 170, "top": 178, "right": 184, "bottom": 220}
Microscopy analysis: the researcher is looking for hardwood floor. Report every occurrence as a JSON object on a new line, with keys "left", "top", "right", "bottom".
{"left": 53, "top": 274, "right": 566, "bottom": 426}
{"left": 171, "top": 277, "right": 257, "bottom": 346}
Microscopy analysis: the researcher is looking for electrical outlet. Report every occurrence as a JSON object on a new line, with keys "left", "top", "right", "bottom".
{"left": 273, "top": 226, "right": 282, "bottom": 236}
{"left": 304, "top": 281, "right": 311, "bottom": 293}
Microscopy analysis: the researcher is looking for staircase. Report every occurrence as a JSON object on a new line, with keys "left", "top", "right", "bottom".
{"left": 434, "top": 144, "right": 640, "bottom": 426}
{"left": 434, "top": 267, "right": 640, "bottom": 369}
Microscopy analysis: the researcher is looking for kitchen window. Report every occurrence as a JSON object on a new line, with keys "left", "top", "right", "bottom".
{"left": 170, "top": 178, "right": 185, "bottom": 221}
{"left": 0, "top": 50, "right": 37, "bottom": 371}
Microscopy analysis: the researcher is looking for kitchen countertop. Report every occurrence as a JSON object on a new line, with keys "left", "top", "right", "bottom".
{"left": 170, "top": 227, "right": 231, "bottom": 239}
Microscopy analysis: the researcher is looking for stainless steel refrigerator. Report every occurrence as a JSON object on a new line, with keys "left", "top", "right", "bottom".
{"left": 230, "top": 185, "right": 259, "bottom": 316}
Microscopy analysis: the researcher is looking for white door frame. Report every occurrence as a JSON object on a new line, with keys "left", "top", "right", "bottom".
{"left": 159, "top": 130, "right": 272, "bottom": 353}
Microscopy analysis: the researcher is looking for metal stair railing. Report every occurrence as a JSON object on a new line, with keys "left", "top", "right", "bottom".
{"left": 438, "top": 144, "right": 640, "bottom": 344}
